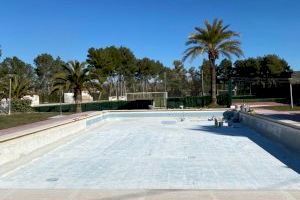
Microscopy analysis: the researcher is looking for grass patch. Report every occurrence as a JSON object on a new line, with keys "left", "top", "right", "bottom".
{"left": 259, "top": 106, "right": 300, "bottom": 111}
{"left": 0, "top": 112, "right": 64, "bottom": 130}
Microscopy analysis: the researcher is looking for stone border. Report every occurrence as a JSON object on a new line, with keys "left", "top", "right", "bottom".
{"left": 239, "top": 112, "right": 300, "bottom": 153}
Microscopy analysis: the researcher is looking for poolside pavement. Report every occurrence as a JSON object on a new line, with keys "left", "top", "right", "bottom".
{"left": 254, "top": 108, "right": 300, "bottom": 127}
{"left": 0, "top": 112, "right": 95, "bottom": 137}
{"left": 0, "top": 189, "right": 300, "bottom": 200}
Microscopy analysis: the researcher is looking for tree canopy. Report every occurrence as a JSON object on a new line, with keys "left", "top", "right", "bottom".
{"left": 0, "top": 45, "right": 295, "bottom": 106}
{"left": 233, "top": 55, "right": 292, "bottom": 78}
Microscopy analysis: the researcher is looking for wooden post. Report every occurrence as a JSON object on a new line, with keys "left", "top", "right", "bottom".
{"left": 8, "top": 78, "right": 11, "bottom": 115}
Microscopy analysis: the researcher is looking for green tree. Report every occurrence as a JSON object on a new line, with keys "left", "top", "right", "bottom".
{"left": 136, "top": 58, "right": 164, "bottom": 92}
{"left": 166, "top": 60, "right": 187, "bottom": 97}
{"left": 183, "top": 19, "right": 243, "bottom": 105}
{"left": 0, "top": 57, "right": 35, "bottom": 99}
{"left": 234, "top": 57, "right": 261, "bottom": 77}
{"left": 53, "top": 61, "right": 90, "bottom": 113}
{"left": 217, "top": 59, "right": 233, "bottom": 80}
{"left": 114, "top": 47, "right": 137, "bottom": 96}
{"left": 188, "top": 66, "right": 201, "bottom": 96}
{"left": 261, "top": 54, "right": 292, "bottom": 78}
{"left": 233, "top": 55, "right": 292, "bottom": 78}
{"left": 87, "top": 46, "right": 137, "bottom": 97}
{"left": 88, "top": 68, "right": 106, "bottom": 100}
{"left": 34, "top": 54, "right": 65, "bottom": 102}
{"left": 0, "top": 57, "right": 35, "bottom": 80}
{"left": 0, "top": 75, "right": 32, "bottom": 99}
{"left": 87, "top": 47, "right": 113, "bottom": 97}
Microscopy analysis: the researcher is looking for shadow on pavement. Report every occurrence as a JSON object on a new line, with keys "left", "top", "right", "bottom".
{"left": 189, "top": 125, "right": 300, "bottom": 174}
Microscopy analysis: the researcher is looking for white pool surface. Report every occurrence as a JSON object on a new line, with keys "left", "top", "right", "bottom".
{"left": 1, "top": 116, "right": 300, "bottom": 189}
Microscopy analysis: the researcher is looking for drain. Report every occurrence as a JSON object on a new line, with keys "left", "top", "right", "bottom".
{"left": 46, "top": 178, "right": 58, "bottom": 182}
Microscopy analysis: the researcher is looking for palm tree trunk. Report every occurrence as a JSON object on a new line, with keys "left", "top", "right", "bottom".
{"left": 75, "top": 89, "right": 82, "bottom": 113}
{"left": 210, "top": 59, "right": 217, "bottom": 105}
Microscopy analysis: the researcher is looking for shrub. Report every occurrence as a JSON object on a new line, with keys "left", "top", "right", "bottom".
{"left": 12, "top": 99, "right": 33, "bottom": 112}
{"left": 217, "top": 93, "right": 231, "bottom": 107}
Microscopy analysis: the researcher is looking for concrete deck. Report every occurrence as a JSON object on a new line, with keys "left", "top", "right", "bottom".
{"left": 0, "top": 112, "right": 98, "bottom": 140}
{"left": 0, "top": 189, "right": 300, "bottom": 200}
{"left": 255, "top": 109, "right": 300, "bottom": 126}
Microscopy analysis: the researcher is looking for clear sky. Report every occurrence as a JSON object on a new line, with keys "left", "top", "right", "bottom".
{"left": 0, "top": 0, "right": 299, "bottom": 70}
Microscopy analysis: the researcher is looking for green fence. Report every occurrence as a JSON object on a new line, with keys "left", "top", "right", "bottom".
{"left": 33, "top": 100, "right": 153, "bottom": 112}
{"left": 167, "top": 96, "right": 212, "bottom": 108}
{"left": 33, "top": 96, "right": 288, "bottom": 112}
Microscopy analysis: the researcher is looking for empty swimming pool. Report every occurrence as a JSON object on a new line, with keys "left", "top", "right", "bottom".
{"left": 1, "top": 111, "right": 300, "bottom": 189}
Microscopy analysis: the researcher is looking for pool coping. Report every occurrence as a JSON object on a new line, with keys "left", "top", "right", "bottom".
{"left": 239, "top": 111, "right": 300, "bottom": 153}
{"left": 240, "top": 111, "right": 300, "bottom": 134}
{"left": 249, "top": 112, "right": 300, "bottom": 130}
{"left": 0, "top": 111, "right": 104, "bottom": 143}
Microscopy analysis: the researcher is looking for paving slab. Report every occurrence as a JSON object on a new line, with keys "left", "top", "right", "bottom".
{"left": 1, "top": 189, "right": 300, "bottom": 200}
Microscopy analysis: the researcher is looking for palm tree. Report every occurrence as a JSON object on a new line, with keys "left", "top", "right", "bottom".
{"left": 0, "top": 74, "right": 31, "bottom": 99}
{"left": 183, "top": 19, "right": 243, "bottom": 105}
{"left": 53, "top": 61, "right": 90, "bottom": 112}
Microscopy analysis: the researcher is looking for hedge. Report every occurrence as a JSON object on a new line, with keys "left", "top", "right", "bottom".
{"left": 12, "top": 99, "right": 33, "bottom": 112}
{"left": 33, "top": 95, "right": 288, "bottom": 112}
{"left": 217, "top": 93, "right": 231, "bottom": 107}
{"left": 33, "top": 100, "right": 152, "bottom": 112}
{"left": 167, "top": 95, "right": 233, "bottom": 108}
{"left": 167, "top": 96, "right": 212, "bottom": 108}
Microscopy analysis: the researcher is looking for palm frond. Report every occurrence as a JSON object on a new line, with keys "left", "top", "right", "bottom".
{"left": 183, "top": 18, "right": 243, "bottom": 62}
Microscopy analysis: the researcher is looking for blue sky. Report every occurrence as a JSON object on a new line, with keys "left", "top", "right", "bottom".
{"left": 0, "top": 0, "right": 299, "bottom": 70}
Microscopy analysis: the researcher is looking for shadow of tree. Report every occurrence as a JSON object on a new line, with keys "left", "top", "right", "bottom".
{"left": 98, "top": 189, "right": 184, "bottom": 200}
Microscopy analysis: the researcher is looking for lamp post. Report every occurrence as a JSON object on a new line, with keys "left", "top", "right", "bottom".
{"left": 290, "top": 83, "right": 293, "bottom": 109}
{"left": 289, "top": 78, "right": 294, "bottom": 109}
{"left": 8, "top": 77, "right": 12, "bottom": 115}
{"left": 60, "top": 87, "right": 63, "bottom": 116}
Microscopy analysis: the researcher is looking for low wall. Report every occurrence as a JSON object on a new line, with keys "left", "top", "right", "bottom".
{"left": 239, "top": 112, "right": 300, "bottom": 153}
{"left": 0, "top": 112, "right": 108, "bottom": 169}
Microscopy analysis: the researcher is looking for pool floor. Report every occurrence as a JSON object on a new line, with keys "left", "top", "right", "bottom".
{"left": 1, "top": 117, "right": 300, "bottom": 189}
